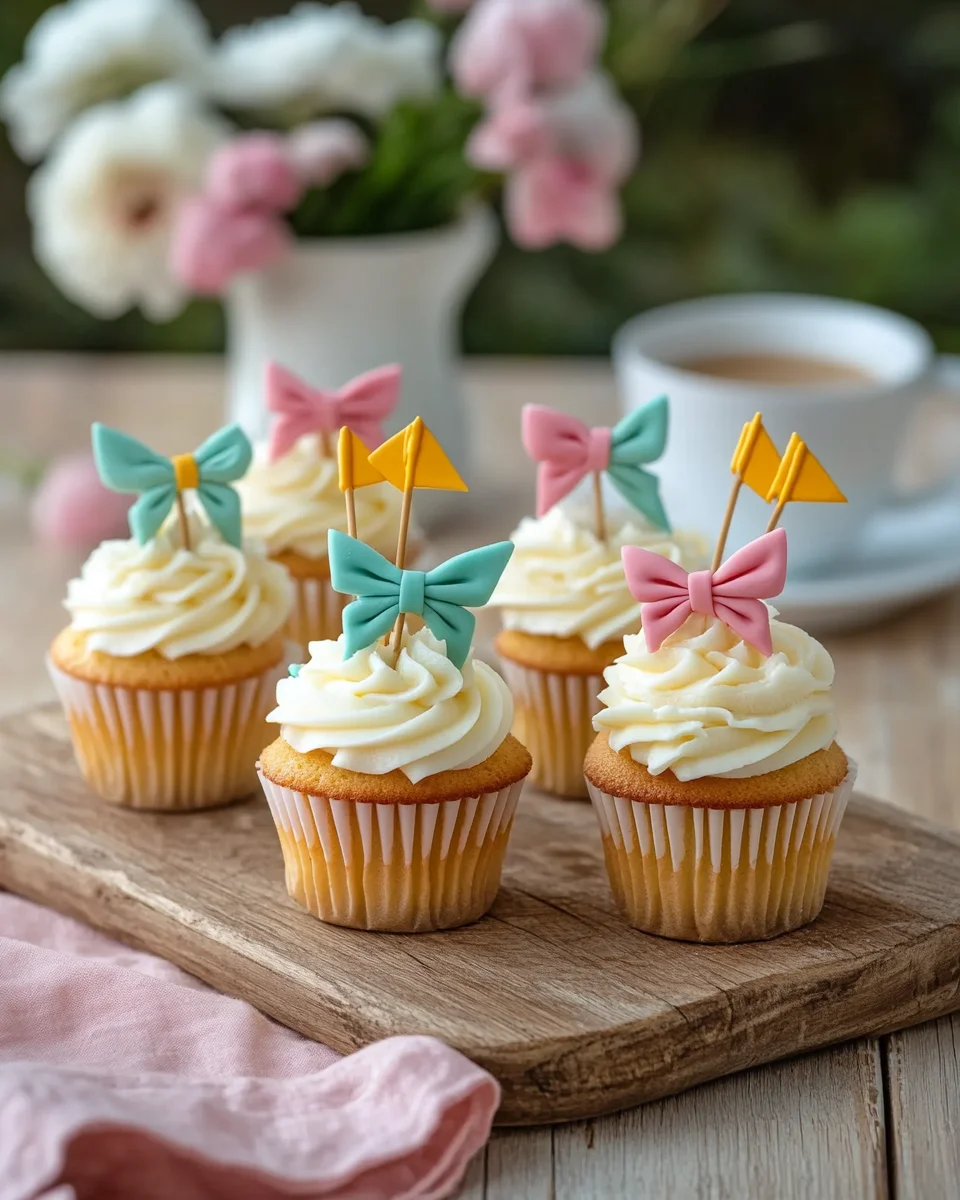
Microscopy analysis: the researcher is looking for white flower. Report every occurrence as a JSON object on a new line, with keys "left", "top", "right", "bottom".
{"left": 28, "top": 82, "right": 226, "bottom": 320}
{"left": 207, "top": 3, "right": 441, "bottom": 124}
{"left": 0, "top": 0, "right": 211, "bottom": 162}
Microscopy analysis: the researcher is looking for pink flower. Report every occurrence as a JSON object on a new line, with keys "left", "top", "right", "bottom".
{"left": 506, "top": 158, "right": 623, "bottom": 250}
{"left": 466, "top": 101, "right": 552, "bottom": 171}
{"left": 30, "top": 454, "right": 132, "bottom": 549}
{"left": 206, "top": 133, "right": 303, "bottom": 214}
{"left": 171, "top": 195, "right": 291, "bottom": 294}
{"left": 469, "top": 73, "right": 638, "bottom": 178}
{"left": 451, "top": 0, "right": 605, "bottom": 102}
{"left": 285, "top": 120, "right": 370, "bottom": 188}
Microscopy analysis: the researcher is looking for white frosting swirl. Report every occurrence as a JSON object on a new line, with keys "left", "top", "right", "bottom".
{"left": 236, "top": 435, "right": 405, "bottom": 558}
{"left": 593, "top": 612, "right": 837, "bottom": 781}
{"left": 490, "top": 508, "right": 708, "bottom": 650}
{"left": 65, "top": 516, "right": 293, "bottom": 659}
{"left": 270, "top": 628, "right": 514, "bottom": 783}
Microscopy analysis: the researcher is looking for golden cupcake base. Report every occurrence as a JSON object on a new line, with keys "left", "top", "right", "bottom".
{"left": 259, "top": 773, "right": 525, "bottom": 932}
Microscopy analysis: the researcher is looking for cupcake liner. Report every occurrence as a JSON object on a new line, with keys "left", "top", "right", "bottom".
{"left": 285, "top": 574, "right": 348, "bottom": 654}
{"left": 258, "top": 770, "right": 524, "bottom": 932}
{"left": 48, "top": 656, "right": 286, "bottom": 812}
{"left": 498, "top": 658, "right": 603, "bottom": 799}
{"left": 586, "top": 758, "right": 857, "bottom": 943}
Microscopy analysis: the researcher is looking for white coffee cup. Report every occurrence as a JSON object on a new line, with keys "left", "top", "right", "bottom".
{"left": 613, "top": 293, "right": 949, "bottom": 574}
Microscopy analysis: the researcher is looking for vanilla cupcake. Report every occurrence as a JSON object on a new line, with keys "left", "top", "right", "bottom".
{"left": 490, "top": 507, "right": 706, "bottom": 798}
{"left": 49, "top": 512, "right": 293, "bottom": 811}
{"left": 585, "top": 612, "right": 856, "bottom": 942}
{"left": 258, "top": 628, "right": 532, "bottom": 932}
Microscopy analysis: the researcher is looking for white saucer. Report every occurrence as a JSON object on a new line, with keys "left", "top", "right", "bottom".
{"left": 776, "top": 485, "right": 960, "bottom": 633}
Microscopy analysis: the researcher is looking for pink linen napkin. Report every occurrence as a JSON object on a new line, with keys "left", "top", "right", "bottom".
{"left": 0, "top": 894, "right": 499, "bottom": 1200}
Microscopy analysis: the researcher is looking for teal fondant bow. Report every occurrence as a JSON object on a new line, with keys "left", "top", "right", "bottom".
{"left": 92, "top": 423, "right": 252, "bottom": 547}
{"left": 328, "top": 531, "right": 514, "bottom": 668}
{"left": 522, "top": 395, "right": 670, "bottom": 530}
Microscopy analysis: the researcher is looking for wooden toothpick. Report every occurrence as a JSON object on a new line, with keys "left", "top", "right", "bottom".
{"left": 592, "top": 472, "right": 607, "bottom": 544}
{"left": 176, "top": 493, "right": 191, "bottom": 552}
{"left": 390, "top": 484, "right": 414, "bottom": 654}
{"left": 712, "top": 476, "right": 742, "bottom": 572}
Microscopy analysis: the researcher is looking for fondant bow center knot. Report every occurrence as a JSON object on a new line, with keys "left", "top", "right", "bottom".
{"left": 621, "top": 528, "right": 788, "bottom": 655}
{"left": 92, "top": 423, "right": 252, "bottom": 548}
{"left": 521, "top": 396, "right": 670, "bottom": 530}
{"left": 267, "top": 362, "right": 401, "bottom": 462}
{"left": 328, "top": 531, "right": 514, "bottom": 668}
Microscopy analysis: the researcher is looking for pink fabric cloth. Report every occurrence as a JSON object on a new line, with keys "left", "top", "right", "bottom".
{"left": 0, "top": 894, "right": 499, "bottom": 1200}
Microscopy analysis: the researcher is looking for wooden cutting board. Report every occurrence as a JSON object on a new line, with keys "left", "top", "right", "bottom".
{"left": 2, "top": 703, "right": 960, "bottom": 1126}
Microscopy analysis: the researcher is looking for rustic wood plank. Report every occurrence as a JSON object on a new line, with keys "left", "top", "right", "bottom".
{"left": 2, "top": 704, "right": 960, "bottom": 1125}
{"left": 554, "top": 1042, "right": 887, "bottom": 1199}
{"left": 885, "top": 1014, "right": 960, "bottom": 1199}
{"left": 485, "top": 1129, "right": 554, "bottom": 1200}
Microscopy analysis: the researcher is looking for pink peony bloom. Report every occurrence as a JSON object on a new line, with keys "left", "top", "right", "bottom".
{"left": 506, "top": 157, "right": 623, "bottom": 250}
{"left": 31, "top": 454, "right": 132, "bottom": 549}
{"left": 468, "top": 73, "right": 639, "bottom": 178}
{"left": 206, "top": 132, "right": 303, "bottom": 214}
{"left": 467, "top": 101, "right": 553, "bottom": 171}
{"left": 285, "top": 120, "right": 370, "bottom": 188}
{"left": 171, "top": 195, "right": 291, "bottom": 295}
{"left": 451, "top": 0, "right": 605, "bottom": 102}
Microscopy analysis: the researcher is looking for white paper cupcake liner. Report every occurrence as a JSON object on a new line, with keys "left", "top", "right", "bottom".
{"left": 48, "top": 655, "right": 286, "bottom": 811}
{"left": 586, "top": 758, "right": 858, "bottom": 942}
{"left": 258, "top": 770, "right": 524, "bottom": 931}
{"left": 498, "top": 658, "right": 604, "bottom": 798}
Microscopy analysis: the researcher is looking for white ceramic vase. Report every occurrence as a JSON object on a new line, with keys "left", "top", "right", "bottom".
{"left": 225, "top": 207, "right": 497, "bottom": 482}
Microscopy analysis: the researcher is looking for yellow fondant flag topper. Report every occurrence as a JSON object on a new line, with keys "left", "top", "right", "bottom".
{"left": 369, "top": 416, "right": 469, "bottom": 494}
{"left": 338, "top": 427, "right": 384, "bottom": 492}
{"left": 767, "top": 433, "right": 846, "bottom": 505}
{"left": 732, "top": 413, "right": 781, "bottom": 499}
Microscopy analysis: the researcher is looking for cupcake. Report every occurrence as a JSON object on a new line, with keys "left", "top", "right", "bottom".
{"left": 491, "top": 507, "right": 706, "bottom": 798}
{"left": 48, "top": 423, "right": 293, "bottom": 811}
{"left": 258, "top": 527, "right": 531, "bottom": 932}
{"left": 235, "top": 362, "right": 419, "bottom": 651}
{"left": 584, "top": 528, "right": 856, "bottom": 942}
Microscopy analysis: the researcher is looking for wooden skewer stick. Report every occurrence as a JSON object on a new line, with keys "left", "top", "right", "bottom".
{"left": 344, "top": 487, "right": 358, "bottom": 539}
{"left": 766, "top": 495, "right": 788, "bottom": 534}
{"left": 176, "top": 492, "right": 191, "bottom": 552}
{"left": 320, "top": 429, "right": 332, "bottom": 459}
{"left": 390, "top": 485, "right": 414, "bottom": 655}
{"left": 711, "top": 476, "right": 742, "bottom": 572}
{"left": 592, "top": 472, "right": 607, "bottom": 544}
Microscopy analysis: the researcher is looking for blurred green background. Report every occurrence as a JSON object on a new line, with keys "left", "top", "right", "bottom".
{"left": 1, "top": 0, "right": 959, "bottom": 355}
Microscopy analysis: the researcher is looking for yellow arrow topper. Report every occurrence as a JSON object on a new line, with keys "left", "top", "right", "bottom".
{"left": 766, "top": 434, "right": 847, "bottom": 531}
{"left": 338, "top": 427, "right": 385, "bottom": 538}
{"left": 368, "top": 417, "right": 469, "bottom": 652}
{"left": 712, "top": 413, "right": 782, "bottom": 569}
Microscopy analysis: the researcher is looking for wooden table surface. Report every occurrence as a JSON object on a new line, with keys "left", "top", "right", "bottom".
{"left": 3, "top": 354, "right": 960, "bottom": 1199}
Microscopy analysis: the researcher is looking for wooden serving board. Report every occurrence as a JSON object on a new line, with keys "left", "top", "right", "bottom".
{"left": 2, "top": 704, "right": 960, "bottom": 1126}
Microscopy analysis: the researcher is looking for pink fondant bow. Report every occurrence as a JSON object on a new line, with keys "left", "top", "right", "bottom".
{"left": 266, "top": 362, "right": 401, "bottom": 462}
{"left": 622, "top": 528, "right": 788, "bottom": 655}
{"left": 522, "top": 406, "right": 612, "bottom": 515}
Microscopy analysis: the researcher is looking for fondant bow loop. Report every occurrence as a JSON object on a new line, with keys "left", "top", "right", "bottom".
{"left": 621, "top": 528, "right": 788, "bottom": 655}
{"left": 92, "top": 423, "right": 252, "bottom": 548}
{"left": 267, "top": 363, "right": 401, "bottom": 462}
{"left": 521, "top": 395, "right": 670, "bottom": 529}
{"left": 328, "top": 531, "right": 514, "bottom": 668}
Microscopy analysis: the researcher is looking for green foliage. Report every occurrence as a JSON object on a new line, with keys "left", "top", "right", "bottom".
{"left": 290, "top": 91, "right": 485, "bottom": 238}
